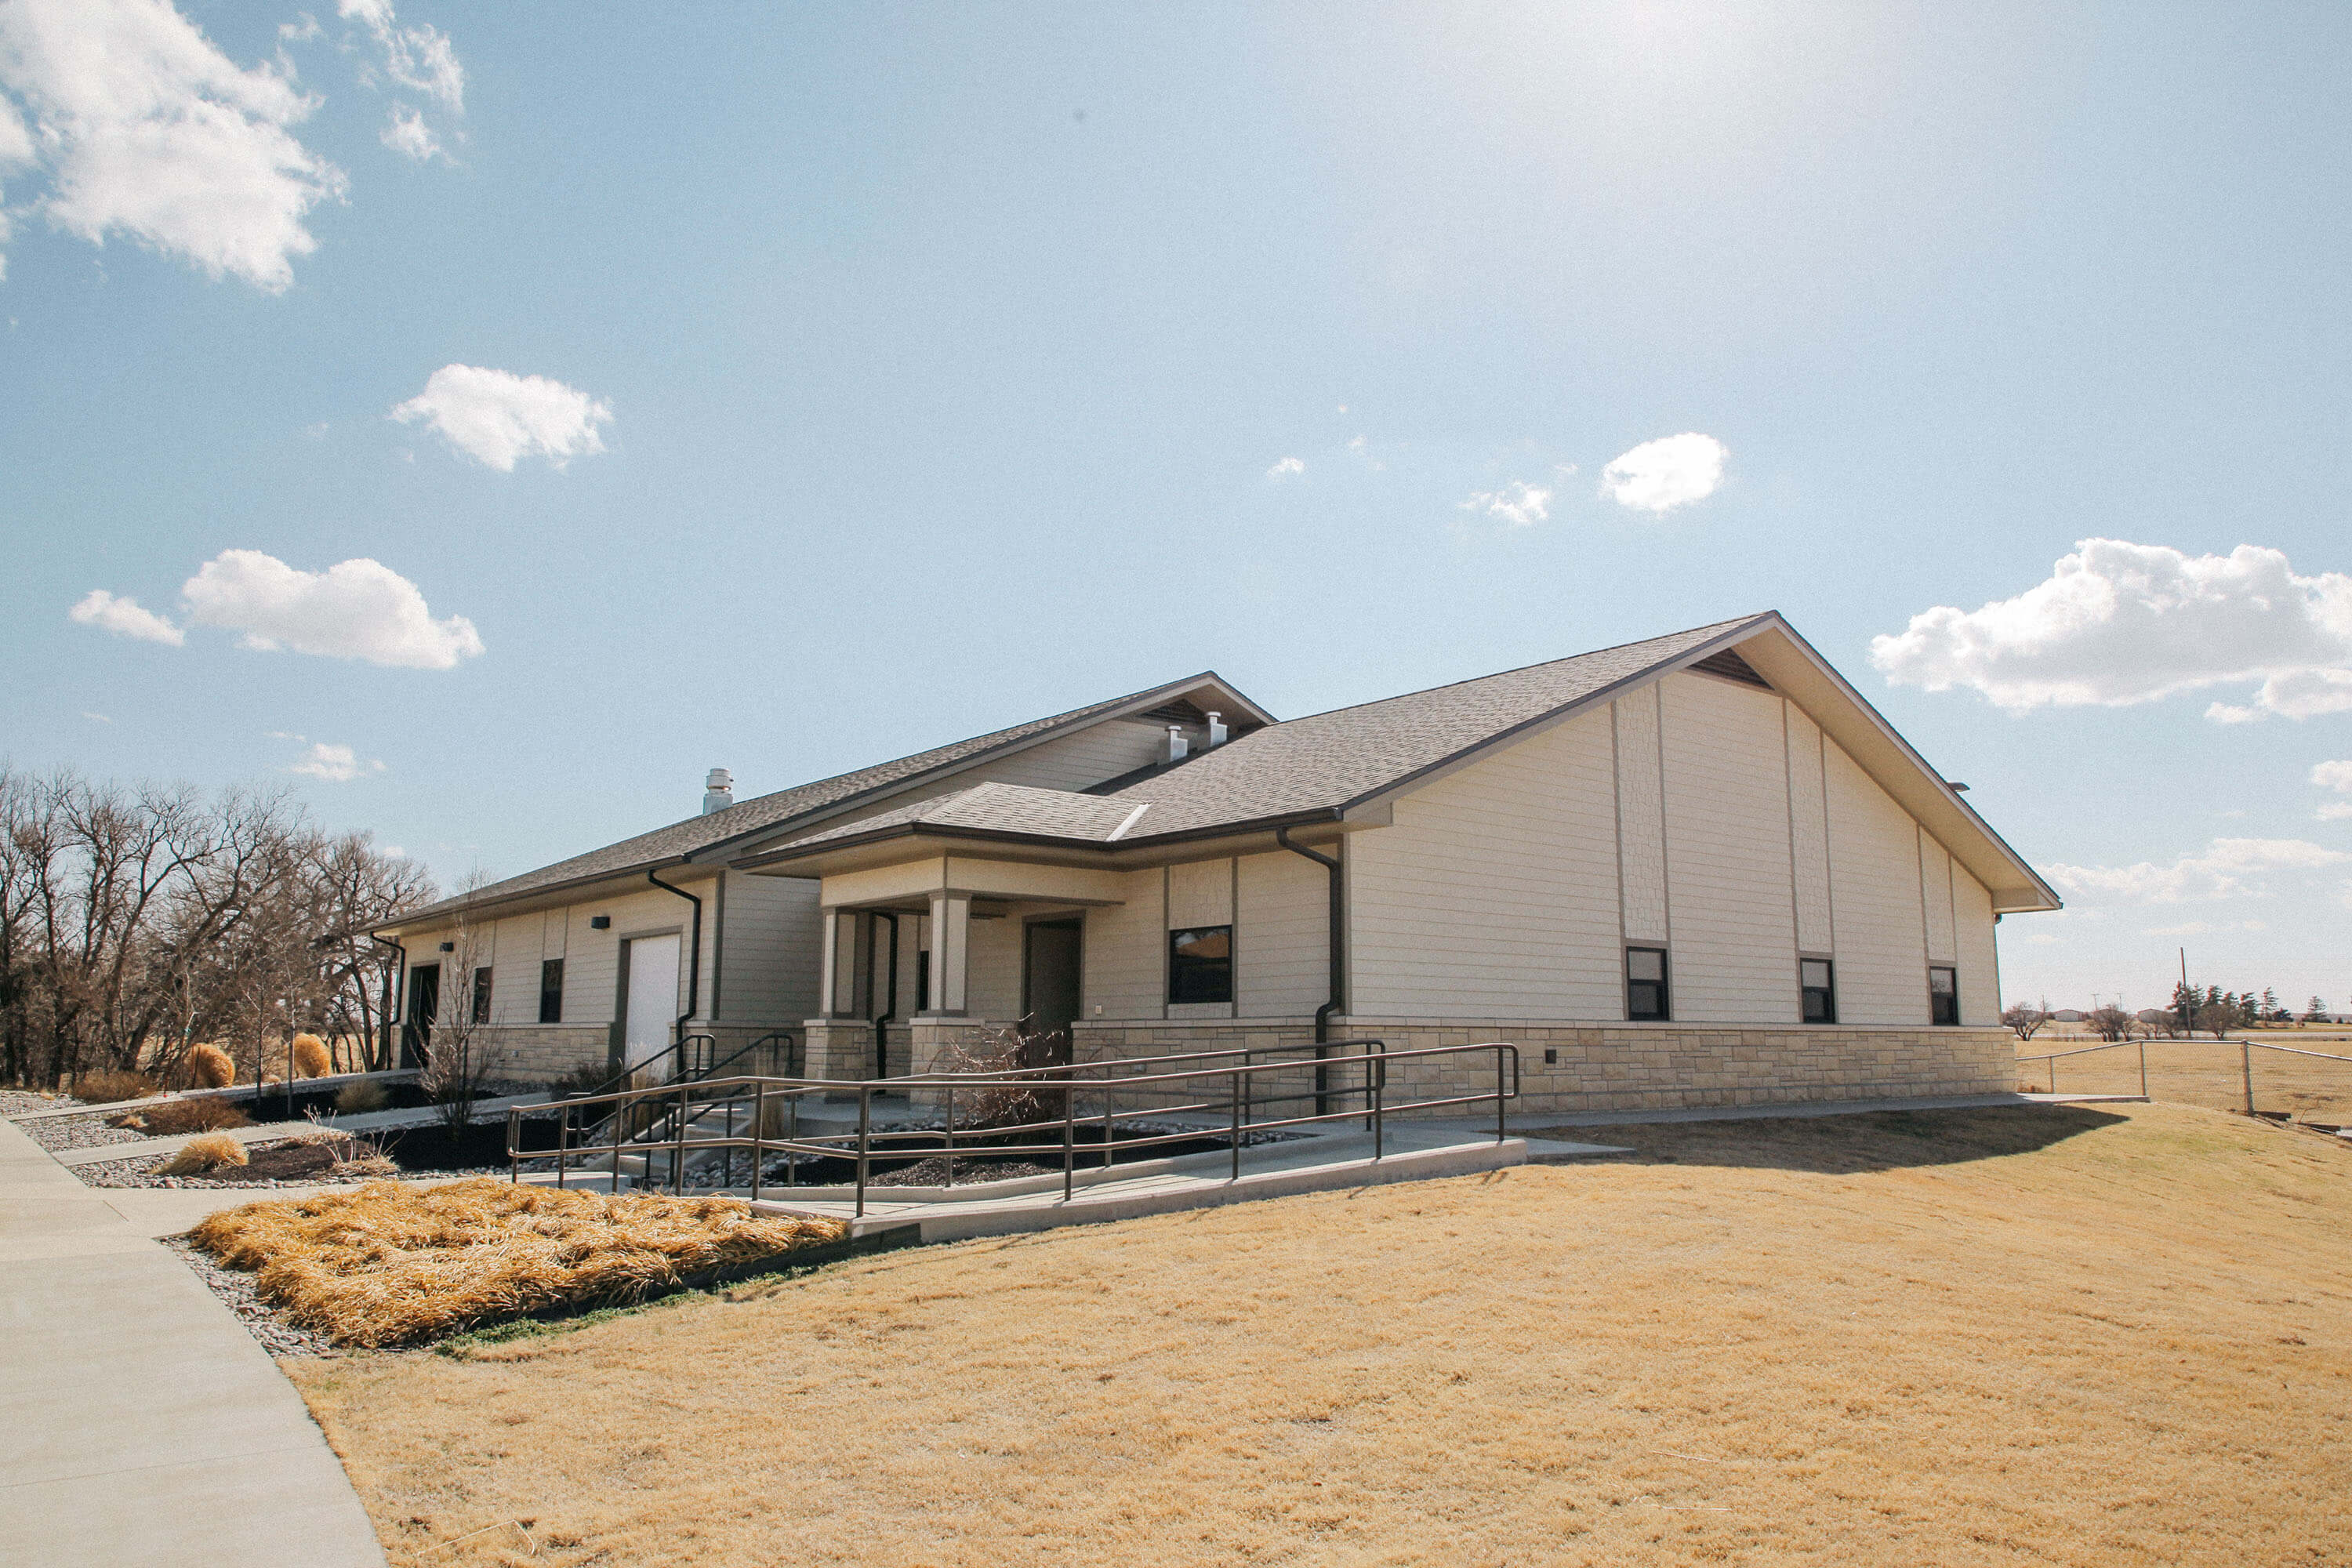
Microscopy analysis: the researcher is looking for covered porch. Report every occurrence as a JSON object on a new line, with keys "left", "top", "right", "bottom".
{"left": 796, "top": 855, "right": 1131, "bottom": 1082}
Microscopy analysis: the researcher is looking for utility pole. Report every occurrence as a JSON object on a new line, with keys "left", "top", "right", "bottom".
{"left": 2180, "top": 948, "right": 2195, "bottom": 1040}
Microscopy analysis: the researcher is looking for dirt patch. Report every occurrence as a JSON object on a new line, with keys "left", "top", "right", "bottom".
{"left": 288, "top": 1102, "right": 2352, "bottom": 1566}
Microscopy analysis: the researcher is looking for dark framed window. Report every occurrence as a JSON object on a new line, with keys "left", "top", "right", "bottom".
{"left": 1168, "top": 926, "right": 1234, "bottom": 1004}
{"left": 916, "top": 950, "right": 931, "bottom": 1013}
{"left": 471, "top": 966, "right": 494, "bottom": 1025}
{"left": 539, "top": 958, "right": 564, "bottom": 1024}
{"left": 1929, "top": 965, "right": 1959, "bottom": 1026}
{"left": 1801, "top": 958, "right": 1836, "bottom": 1024}
{"left": 1626, "top": 946, "right": 1670, "bottom": 1021}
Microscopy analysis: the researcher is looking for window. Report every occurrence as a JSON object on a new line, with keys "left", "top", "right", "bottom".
{"left": 471, "top": 966, "right": 494, "bottom": 1025}
{"left": 916, "top": 951, "right": 931, "bottom": 1013}
{"left": 1626, "top": 946, "right": 1670, "bottom": 1021}
{"left": 1929, "top": 965, "right": 1959, "bottom": 1026}
{"left": 539, "top": 958, "right": 564, "bottom": 1024}
{"left": 1800, "top": 958, "right": 1836, "bottom": 1024}
{"left": 1167, "top": 926, "right": 1234, "bottom": 1004}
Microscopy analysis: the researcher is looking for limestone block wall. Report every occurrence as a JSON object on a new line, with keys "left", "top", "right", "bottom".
{"left": 465, "top": 1025, "right": 611, "bottom": 1085}
{"left": 1070, "top": 1017, "right": 2017, "bottom": 1117}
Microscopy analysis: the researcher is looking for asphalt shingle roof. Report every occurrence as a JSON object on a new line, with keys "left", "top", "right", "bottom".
{"left": 396, "top": 673, "right": 1233, "bottom": 924}
{"left": 772, "top": 616, "right": 1766, "bottom": 855}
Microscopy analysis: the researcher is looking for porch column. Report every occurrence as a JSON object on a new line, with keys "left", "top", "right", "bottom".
{"left": 927, "top": 894, "right": 970, "bottom": 1016}
{"left": 822, "top": 909, "right": 862, "bottom": 1018}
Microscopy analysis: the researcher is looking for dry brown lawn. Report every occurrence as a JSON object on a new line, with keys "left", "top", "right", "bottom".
{"left": 2018, "top": 1036, "right": 2352, "bottom": 1120}
{"left": 288, "top": 1102, "right": 2352, "bottom": 1566}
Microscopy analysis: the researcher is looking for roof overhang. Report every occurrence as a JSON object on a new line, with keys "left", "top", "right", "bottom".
{"left": 734, "top": 810, "right": 1372, "bottom": 881}
{"left": 373, "top": 858, "right": 714, "bottom": 938}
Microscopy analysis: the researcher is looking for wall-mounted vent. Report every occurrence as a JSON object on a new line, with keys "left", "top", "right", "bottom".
{"left": 1690, "top": 648, "right": 1771, "bottom": 688}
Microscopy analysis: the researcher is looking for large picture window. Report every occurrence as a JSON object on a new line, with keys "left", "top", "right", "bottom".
{"left": 1626, "top": 946, "right": 1670, "bottom": 1021}
{"left": 1800, "top": 958, "right": 1836, "bottom": 1024}
{"left": 539, "top": 958, "right": 564, "bottom": 1024}
{"left": 1167, "top": 926, "right": 1234, "bottom": 1004}
{"left": 1929, "top": 965, "right": 1959, "bottom": 1026}
{"left": 471, "top": 966, "right": 494, "bottom": 1025}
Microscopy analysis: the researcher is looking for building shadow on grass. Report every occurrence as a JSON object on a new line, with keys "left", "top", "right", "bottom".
{"left": 1528, "top": 1105, "right": 2132, "bottom": 1174}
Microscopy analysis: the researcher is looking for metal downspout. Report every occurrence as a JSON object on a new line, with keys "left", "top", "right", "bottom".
{"left": 646, "top": 869, "right": 703, "bottom": 1051}
{"left": 368, "top": 934, "right": 406, "bottom": 1071}
{"left": 1276, "top": 826, "right": 1344, "bottom": 1043}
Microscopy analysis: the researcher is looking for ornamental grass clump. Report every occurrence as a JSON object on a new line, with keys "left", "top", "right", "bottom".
{"left": 162, "top": 1133, "right": 249, "bottom": 1174}
{"left": 74, "top": 1069, "right": 159, "bottom": 1105}
{"left": 292, "top": 1033, "right": 332, "bottom": 1078}
{"left": 187, "top": 1043, "right": 235, "bottom": 1088}
{"left": 334, "top": 1077, "right": 390, "bottom": 1114}
{"left": 189, "top": 1179, "right": 848, "bottom": 1348}
{"left": 123, "top": 1097, "right": 252, "bottom": 1137}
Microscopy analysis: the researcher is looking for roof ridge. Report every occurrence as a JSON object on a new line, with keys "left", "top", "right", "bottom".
{"left": 1261, "top": 613, "right": 1773, "bottom": 729}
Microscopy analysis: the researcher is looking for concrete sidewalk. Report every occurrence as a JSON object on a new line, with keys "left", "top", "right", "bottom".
{"left": 0, "top": 1116, "right": 387, "bottom": 1566}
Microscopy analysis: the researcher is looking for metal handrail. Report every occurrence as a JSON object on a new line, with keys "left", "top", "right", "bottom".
{"left": 2019, "top": 1033, "right": 2352, "bottom": 1112}
{"left": 509, "top": 1038, "right": 1520, "bottom": 1218}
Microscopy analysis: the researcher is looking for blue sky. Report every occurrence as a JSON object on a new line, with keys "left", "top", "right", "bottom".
{"left": 5, "top": 1, "right": 2351, "bottom": 1014}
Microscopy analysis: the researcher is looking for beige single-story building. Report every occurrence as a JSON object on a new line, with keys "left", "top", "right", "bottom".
{"left": 378, "top": 612, "right": 2058, "bottom": 1115}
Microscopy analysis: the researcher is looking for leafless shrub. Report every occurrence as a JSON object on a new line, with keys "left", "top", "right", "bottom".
{"left": 935, "top": 1022, "right": 1068, "bottom": 1130}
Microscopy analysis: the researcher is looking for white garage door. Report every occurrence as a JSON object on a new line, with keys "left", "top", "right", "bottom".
{"left": 624, "top": 934, "right": 681, "bottom": 1074}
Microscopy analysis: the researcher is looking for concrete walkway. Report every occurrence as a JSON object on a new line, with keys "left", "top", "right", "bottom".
{"left": 0, "top": 1116, "right": 387, "bottom": 1567}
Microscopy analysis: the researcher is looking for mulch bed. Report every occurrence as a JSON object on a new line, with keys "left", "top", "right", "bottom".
{"left": 868, "top": 1156, "right": 1056, "bottom": 1187}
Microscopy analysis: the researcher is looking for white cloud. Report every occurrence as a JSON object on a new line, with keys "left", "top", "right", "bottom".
{"left": 2044, "top": 837, "right": 2351, "bottom": 903}
{"left": 391, "top": 365, "right": 612, "bottom": 471}
{"left": 2314, "top": 760, "right": 2352, "bottom": 821}
{"left": 1872, "top": 540, "right": 2352, "bottom": 720}
{"left": 1600, "top": 433, "right": 1726, "bottom": 514}
{"left": 338, "top": 0, "right": 463, "bottom": 111}
{"left": 1457, "top": 480, "right": 1552, "bottom": 528}
{"left": 68, "top": 588, "right": 183, "bottom": 644}
{"left": 1266, "top": 456, "right": 1304, "bottom": 481}
{"left": 1346, "top": 434, "right": 1384, "bottom": 472}
{"left": 82, "top": 710, "right": 111, "bottom": 723}
{"left": 289, "top": 740, "right": 384, "bottom": 782}
{"left": 379, "top": 101, "right": 438, "bottom": 160}
{"left": 180, "top": 549, "right": 484, "bottom": 668}
{"left": 0, "top": 0, "right": 348, "bottom": 291}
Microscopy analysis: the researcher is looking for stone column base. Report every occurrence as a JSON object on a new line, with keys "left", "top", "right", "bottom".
{"left": 800, "top": 1020, "right": 880, "bottom": 1083}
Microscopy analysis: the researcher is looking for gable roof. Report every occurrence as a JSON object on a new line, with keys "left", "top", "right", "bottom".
{"left": 767, "top": 617, "right": 1759, "bottom": 852}
{"left": 750, "top": 613, "right": 2063, "bottom": 913}
{"left": 386, "top": 670, "right": 1270, "bottom": 929}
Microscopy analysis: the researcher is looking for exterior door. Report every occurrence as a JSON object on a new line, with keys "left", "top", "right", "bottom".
{"left": 623, "top": 934, "right": 682, "bottom": 1076}
{"left": 401, "top": 964, "right": 440, "bottom": 1068}
{"left": 1022, "top": 919, "right": 1082, "bottom": 1063}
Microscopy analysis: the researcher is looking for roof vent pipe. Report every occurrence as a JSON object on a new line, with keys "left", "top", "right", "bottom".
{"left": 1206, "top": 711, "right": 1227, "bottom": 747}
{"left": 702, "top": 768, "right": 735, "bottom": 815}
{"left": 1165, "top": 727, "right": 1189, "bottom": 764}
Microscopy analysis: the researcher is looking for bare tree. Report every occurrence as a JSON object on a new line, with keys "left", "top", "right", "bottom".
{"left": 416, "top": 881, "right": 500, "bottom": 1134}
{"left": 2002, "top": 1002, "right": 2049, "bottom": 1042}
{"left": 2085, "top": 1006, "right": 2135, "bottom": 1044}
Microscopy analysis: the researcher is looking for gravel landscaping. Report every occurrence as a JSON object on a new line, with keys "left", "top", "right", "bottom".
{"left": 15, "top": 1110, "right": 150, "bottom": 1156}
{"left": 0, "top": 1090, "right": 81, "bottom": 1117}
{"left": 167, "top": 1237, "right": 341, "bottom": 1358}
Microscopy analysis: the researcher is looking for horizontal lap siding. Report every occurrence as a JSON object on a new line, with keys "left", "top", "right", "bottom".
{"left": 1614, "top": 688, "right": 1669, "bottom": 943}
{"left": 1920, "top": 833, "right": 1957, "bottom": 963}
{"left": 1349, "top": 708, "right": 1622, "bottom": 1021}
{"left": 1827, "top": 745, "right": 1929, "bottom": 1025}
{"left": 1955, "top": 866, "right": 2001, "bottom": 1025}
{"left": 717, "top": 872, "right": 822, "bottom": 1023}
{"left": 1083, "top": 869, "right": 1164, "bottom": 1020}
{"left": 967, "top": 910, "right": 1024, "bottom": 1021}
{"left": 1236, "top": 850, "right": 1327, "bottom": 1018}
{"left": 1787, "top": 707, "right": 1833, "bottom": 953}
{"left": 1661, "top": 673, "right": 1798, "bottom": 1024}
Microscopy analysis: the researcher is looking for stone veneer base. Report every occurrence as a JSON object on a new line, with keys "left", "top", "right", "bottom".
{"left": 1069, "top": 1018, "right": 2017, "bottom": 1118}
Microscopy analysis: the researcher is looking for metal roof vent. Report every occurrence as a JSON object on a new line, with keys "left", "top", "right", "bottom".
{"left": 1165, "top": 727, "right": 1189, "bottom": 764}
{"left": 1206, "top": 711, "right": 1228, "bottom": 747}
{"left": 702, "top": 767, "right": 735, "bottom": 815}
